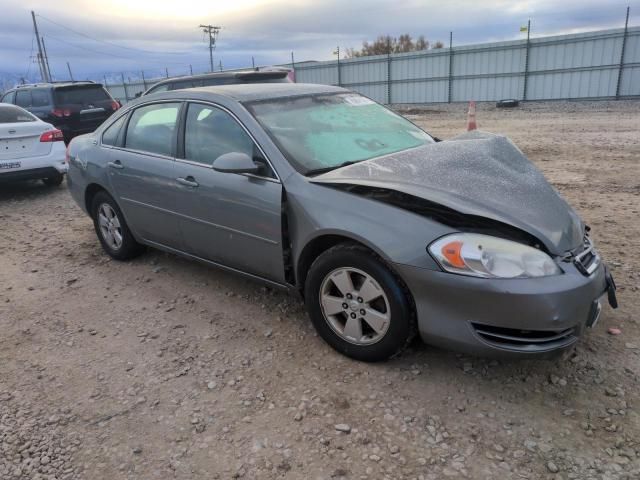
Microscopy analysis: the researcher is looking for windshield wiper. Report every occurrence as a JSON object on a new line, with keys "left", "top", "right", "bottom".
{"left": 305, "top": 160, "right": 361, "bottom": 177}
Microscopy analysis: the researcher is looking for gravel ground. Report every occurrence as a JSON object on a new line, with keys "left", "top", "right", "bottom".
{"left": 1, "top": 100, "right": 639, "bottom": 480}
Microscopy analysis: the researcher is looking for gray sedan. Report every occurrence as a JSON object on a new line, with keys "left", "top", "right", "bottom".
{"left": 66, "top": 83, "right": 617, "bottom": 361}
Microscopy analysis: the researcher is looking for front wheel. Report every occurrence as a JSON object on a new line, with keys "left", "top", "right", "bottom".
{"left": 304, "top": 243, "right": 416, "bottom": 362}
{"left": 91, "top": 191, "right": 144, "bottom": 261}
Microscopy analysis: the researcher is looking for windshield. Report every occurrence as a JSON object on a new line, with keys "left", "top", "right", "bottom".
{"left": 0, "top": 104, "right": 37, "bottom": 123}
{"left": 245, "top": 93, "right": 434, "bottom": 174}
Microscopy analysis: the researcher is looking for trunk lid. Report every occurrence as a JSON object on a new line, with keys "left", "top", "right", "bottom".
{"left": 311, "top": 131, "right": 583, "bottom": 255}
{"left": 0, "top": 121, "right": 53, "bottom": 160}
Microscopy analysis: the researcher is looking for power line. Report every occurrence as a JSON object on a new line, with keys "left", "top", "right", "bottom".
{"left": 36, "top": 13, "right": 187, "bottom": 56}
{"left": 42, "top": 32, "right": 196, "bottom": 68}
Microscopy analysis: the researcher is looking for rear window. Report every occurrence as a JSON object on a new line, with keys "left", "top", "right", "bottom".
{"left": 0, "top": 105, "right": 37, "bottom": 123}
{"left": 54, "top": 85, "right": 110, "bottom": 105}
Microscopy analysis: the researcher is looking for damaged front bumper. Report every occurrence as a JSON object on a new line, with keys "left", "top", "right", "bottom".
{"left": 395, "top": 260, "right": 617, "bottom": 358}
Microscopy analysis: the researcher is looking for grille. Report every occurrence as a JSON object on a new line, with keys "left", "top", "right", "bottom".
{"left": 573, "top": 236, "right": 600, "bottom": 276}
{"left": 471, "top": 323, "right": 577, "bottom": 352}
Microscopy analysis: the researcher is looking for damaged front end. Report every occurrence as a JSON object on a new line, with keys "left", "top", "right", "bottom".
{"left": 327, "top": 183, "right": 546, "bottom": 251}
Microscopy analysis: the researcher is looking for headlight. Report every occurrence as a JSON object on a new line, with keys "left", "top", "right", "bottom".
{"left": 428, "top": 233, "right": 561, "bottom": 279}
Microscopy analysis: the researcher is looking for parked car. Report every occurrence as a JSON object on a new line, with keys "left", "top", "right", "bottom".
{"left": 0, "top": 81, "right": 119, "bottom": 143}
{"left": 140, "top": 68, "right": 291, "bottom": 96}
{"left": 0, "top": 103, "right": 67, "bottom": 185}
{"left": 66, "top": 84, "right": 617, "bottom": 362}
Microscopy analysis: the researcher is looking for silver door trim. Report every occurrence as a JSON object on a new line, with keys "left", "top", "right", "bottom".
{"left": 121, "top": 196, "right": 280, "bottom": 245}
{"left": 174, "top": 158, "right": 281, "bottom": 184}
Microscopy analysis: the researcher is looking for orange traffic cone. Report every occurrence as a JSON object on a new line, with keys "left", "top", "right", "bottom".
{"left": 467, "top": 101, "right": 477, "bottom": 131}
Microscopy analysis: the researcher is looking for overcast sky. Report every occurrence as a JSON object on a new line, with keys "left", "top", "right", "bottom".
{"left": 0, "top": 0, "right": 636, "bottom": 81}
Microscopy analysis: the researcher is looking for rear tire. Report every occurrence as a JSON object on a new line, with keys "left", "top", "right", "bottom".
{"left": 304, "top": 243, "right": 416, "bottom": 362}
{"left": 42, "top": 173, "right": 64, "bottom": 186}
{"left": 91, "top": 191, "right": 144, "bottom": 261}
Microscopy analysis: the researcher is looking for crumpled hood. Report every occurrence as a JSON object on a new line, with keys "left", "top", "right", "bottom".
{"left": 310, "top": 131, "right": 584, "bottom": 255}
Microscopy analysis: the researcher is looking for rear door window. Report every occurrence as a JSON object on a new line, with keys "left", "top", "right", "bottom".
{"left": 15, "top": 90, "right": 32, "bottom": 108}
{"left": 125, "top": 102, "right": 180, "bottom": 156}
{"left": 31, "top": 89, "right": 51, "bottom": 107}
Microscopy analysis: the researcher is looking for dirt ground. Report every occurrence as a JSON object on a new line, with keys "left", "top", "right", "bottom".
{"left": 1, "top": 100, "right": 639, "bottom": 480}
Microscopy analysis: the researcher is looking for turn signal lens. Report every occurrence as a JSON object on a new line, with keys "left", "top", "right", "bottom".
{"left": 441, "top": 241, "right": 465, "bottom": 268}
{"left": 429, "top": 233, "right": 561, "bottom": 279}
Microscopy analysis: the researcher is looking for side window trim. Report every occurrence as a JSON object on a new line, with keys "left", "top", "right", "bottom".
{"left": 177, "top": 100, "right": 280, "bottom": 182}
{"left": 100, "top": 111, "right": 130, "bottom": 148}
{"left": 116, "top": 100, "right": 183, "bottom": 159}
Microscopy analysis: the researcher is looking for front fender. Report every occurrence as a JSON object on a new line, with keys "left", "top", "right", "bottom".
{"left": 285, "top": 175, "right": 453, "bottom": 276}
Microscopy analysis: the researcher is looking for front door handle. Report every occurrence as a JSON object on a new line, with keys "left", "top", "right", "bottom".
{"left": 108, "top": 160, "right": 124, "bottom": 169}
{"left": 176, "top": 176, "right": 199, "bottom": 188}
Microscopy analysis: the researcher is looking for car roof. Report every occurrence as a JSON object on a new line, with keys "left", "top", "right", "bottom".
{"left": 151, "top": 69, "right": 289, "bottom": 87}
{"left": 12, "top": 81, "right": 101, "bottom": 91}
{"left": 184, "top": 83, "right": 348, "bottom": 103}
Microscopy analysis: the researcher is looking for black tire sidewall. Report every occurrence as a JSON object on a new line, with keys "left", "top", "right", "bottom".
{"left": 42, "top": 173, "right": 63, "bottom": 186}
{"left": 305, "top": 245, "right": 414, "bottom": 362}
{"left": 91, "top": 191, "right": 142, "bottom": 261}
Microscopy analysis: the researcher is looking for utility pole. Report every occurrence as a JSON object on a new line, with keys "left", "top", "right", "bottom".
{"left": 41, "top": 36, "right": 52, "bottom": 81}
{"left": 67, "top": 62, "right": 74, "bottom": 81}
{"left": 522, "top": 19, "right": 531, "bottom": 101}
{"left": 290, "top": 51, "right": 296, "bottom": 82}
{"left": 615, "top": 6, "right": 630, "bottom": 99}
{"left": 31, "top": 11, "right": 49, "bottom": 82}
{"left": 199, "top": 24, "right": 221, "bottom": 73}
{"left": 334, "top": 46, "right": 341, "bottom": 87}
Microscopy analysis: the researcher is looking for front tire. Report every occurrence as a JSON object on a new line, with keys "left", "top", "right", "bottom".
{"left": 304, "top": 243, "right": 416, "bottom": 362}
{"left": 42, "top": 173, "right": 64, "bottom": 186}
{"left": 91, "top": 191, "right": 144, "bottom": 261}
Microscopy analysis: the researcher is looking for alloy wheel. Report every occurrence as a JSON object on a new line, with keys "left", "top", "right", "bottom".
{"left": 97, "top": 203, "right": 123, "bottom": 251}
{"left": 319, "top": 267, "right": 391, "bottom": 345}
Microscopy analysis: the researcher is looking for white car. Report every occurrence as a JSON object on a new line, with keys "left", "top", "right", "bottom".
{"left": 0, "top": 103, "right": 68, "bottom": 186}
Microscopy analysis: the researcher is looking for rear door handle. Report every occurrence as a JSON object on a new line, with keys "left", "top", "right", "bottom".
{"left": 176, "top": 176, "right": 199, "bottom": 188}
{"left": 108, "top": 160, "right": 124, "bottom": 169}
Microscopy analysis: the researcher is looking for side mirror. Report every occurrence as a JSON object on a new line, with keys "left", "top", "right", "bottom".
{"left": 212, "top": 152, "right": 260, "bottom": 174}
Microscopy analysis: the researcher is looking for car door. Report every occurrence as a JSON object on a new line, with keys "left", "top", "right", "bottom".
{"left": 106, "top": 101, "right": 183, "bottom": 250}
{"left": 173, "top": 102, "right": 284, "bottom": 282}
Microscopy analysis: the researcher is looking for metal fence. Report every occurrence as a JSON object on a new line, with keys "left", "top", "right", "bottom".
{"left": 105, "top": 76, "right": 160, "bottom": 104}
{"left": 294, "top": 26, "right": 640, "bottom": 104}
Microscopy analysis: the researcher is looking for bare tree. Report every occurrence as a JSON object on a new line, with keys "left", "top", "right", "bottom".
{"left": 432, "top": 41, "right": 445, "bottom": 49}
{"left": 345, "top": 34, "right": 436, "bottom": 58}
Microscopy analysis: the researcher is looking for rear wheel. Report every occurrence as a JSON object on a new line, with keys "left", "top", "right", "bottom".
{"left": 42, "top": 173, "right": 64, "bottom": 186}
{"left": 304, "top": 243, "right": 416, "bottom": 362}
{"left": 91, "top": 191, "right": 144, "bottom": 261}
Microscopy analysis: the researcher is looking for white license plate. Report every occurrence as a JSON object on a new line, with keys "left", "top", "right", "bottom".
{"left": 0, "top": 161, "right": 21, "bottom": 170}
{"left": 1, "top": 138, "right": 32, "bottom": 153}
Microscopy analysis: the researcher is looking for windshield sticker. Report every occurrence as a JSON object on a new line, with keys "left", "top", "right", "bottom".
{"left": 343, "top": 95, "right": 375, "bottom": 106}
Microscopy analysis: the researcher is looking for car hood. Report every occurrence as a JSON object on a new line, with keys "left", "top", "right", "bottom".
{"left": 310, "top": 131, "right": 583, "bottom": 255}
